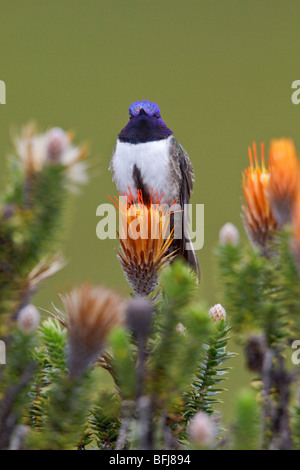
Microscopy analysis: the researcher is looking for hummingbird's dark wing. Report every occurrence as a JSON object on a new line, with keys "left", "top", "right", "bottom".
{"left": 132, "top": 164, "right": 151, "bottom": 205}
{"left": 169, "top": 137, "right": 200, "bottom": 280}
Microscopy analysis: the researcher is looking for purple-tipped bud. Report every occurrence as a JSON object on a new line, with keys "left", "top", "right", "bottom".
{"left": 126, "top": 297, "right": 153, "bottom": 343}
{"left": 1, "top": 203, "right": 17, "bottom": 220}
{"left": 244, "top": 334, "right": 266, "bottom": 373}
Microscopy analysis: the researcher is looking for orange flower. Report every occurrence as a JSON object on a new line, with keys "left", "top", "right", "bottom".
{"left": 291, "top": 192, "right": 300, "bottom": 272}
{"left": 242, "top": 142, "right": 278, "bottom": 252}
{"left": 268, "top": 139, "right": 300, "bottom": 227}
{"left": 112, "top": 190, "right": 175, "bottom": 296}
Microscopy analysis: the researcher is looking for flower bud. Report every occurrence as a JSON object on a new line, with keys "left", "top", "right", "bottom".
{"left": 176, "top": 322, "right": 186, "bottom": 335}
{"left": 244, "top": 334, "right": 266, "bottom": 373}
{"left": 219, "top": 222, "right": 240, "bottom": 246}
{"left": 17, "top": 304, "right": 40, "bottom": 333}
{"left": 188, "top": 412, "right": 216, "bottom": 447}
{"left": 46, "top": 127, "right": 69, "bottom": 163}
{"left": 209, "top": 303, "right": 226, "bottom": 323}
{"left": 126, "top": 297, "right": 153, "bottom": 343}
{"left": 1, "top": 203, "right": 17, "bottom": 220}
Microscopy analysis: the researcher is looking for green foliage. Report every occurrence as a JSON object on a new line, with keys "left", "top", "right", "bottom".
{"left": 28, "top": 373, "right": 95, "bottom": 450}
{"left": 216, "top": 230, "right": 300, "bottom": 450}
{"left": 232, "top": 389, "right": 262, "bottom": 450}
{"left": 1, "top": 328, "right": 37, "bottom": 387}
{"left": 185, "top": 319, "right": 234, "bottom": 418}
{"left": 151, "top": 301, "right": 214, "bottom": 404}
{"left": 291, "top": 403, "right": 300, "bottom": 450}
{"left": 38, "top": 318, "right": 67, "bottom": 375}
{"left": 19, "top": 165, "right": 66, "bottom": 268}
{"left": 275, "top": 230, "right": 300, "bottom": 337}
{"left": 0, "top": 328, "right": 37, "bottom": 449}
{"left": 149, "top": 262, "right": 213, "bottom": 400}
{"left": 109, "top": 327, "right": 136, "bottom": 401}
{"left": 29, "top": 319, "right": 67, "bottom": 429}
{"left": 8, "top": 120, "right": 300, "bottom": 450}
{"left": 99, "top": 261, "right": 233, "bottom": 449}
{"left": 0, "top": 162, "right": 67, "bottom": 316}
{"left": 89, "top": 392, "right": 121, "bottom": 450}
{"left": 216, "top": 238, "right": 290, "bottom": 347}
{"left": 28, "top": 319, "right": 96, "bottom": 449}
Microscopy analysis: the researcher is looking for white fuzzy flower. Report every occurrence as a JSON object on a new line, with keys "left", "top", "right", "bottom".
{"left": 45, "top": 127, "right": 70, "bottom": 163}
{"left": 14, "top": 123, "right": 88, "bottom": 191}
{"left": 188, "top": 412, "right": 217, "bottom": 447}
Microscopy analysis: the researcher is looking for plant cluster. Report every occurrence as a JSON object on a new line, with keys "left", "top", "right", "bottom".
{"left": 0, "top": 128, "right": 300, "bottom": 450}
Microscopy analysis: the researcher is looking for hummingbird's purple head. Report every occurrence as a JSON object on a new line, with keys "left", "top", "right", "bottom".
{"left": 129, "top": 101, "right": 161, "bottom": 119}
{"left": 118, "top": 101, "right": 173, "bottom": 144}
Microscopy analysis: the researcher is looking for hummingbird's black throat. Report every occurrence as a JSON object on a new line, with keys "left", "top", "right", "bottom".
{"left": 118, "top": 115, "right": 173, "bottom": 144}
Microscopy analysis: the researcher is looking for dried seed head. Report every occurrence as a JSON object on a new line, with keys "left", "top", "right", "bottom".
{"left": 116, "top": 190, "right": 175, "bottom": 296}
{"left": 59, "top": 283, "right": 125, "bottom": 378}
{"left": 17, "top": 304, "right": 40, "bottom": 333}
{"left": 268, "top": 139, "right": 300, "bottom": 227}
{"left": 188, "top": 412, "right": 217, "bottom": 447}
{"left": 209, "top": 303, "right": 226, "bottom": 323}
{"left": 219, "top": 222, "right": 240, "bottom": 246}
{"left": 27, "top": 253, "right": 66, "bottom": 291}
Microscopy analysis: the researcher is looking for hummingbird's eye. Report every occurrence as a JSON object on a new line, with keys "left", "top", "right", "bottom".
{"left": 153, "top": 113, "right": 160, "bottom": 119}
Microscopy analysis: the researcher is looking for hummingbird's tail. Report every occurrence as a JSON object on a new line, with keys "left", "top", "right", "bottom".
{"left": 183, "top": 229, "right": 201, "bottom": 282}
{"left": 170, "top": 219, "right": 200, "bottom": 282}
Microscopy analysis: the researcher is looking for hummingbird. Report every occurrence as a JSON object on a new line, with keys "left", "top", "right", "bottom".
{"left": 109, "top": 100, "right": 199, "bottom": 277}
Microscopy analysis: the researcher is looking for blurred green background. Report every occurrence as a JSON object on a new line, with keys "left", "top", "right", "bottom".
{"left": 1, "top": 0, "right": 300, "bottom": 421}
